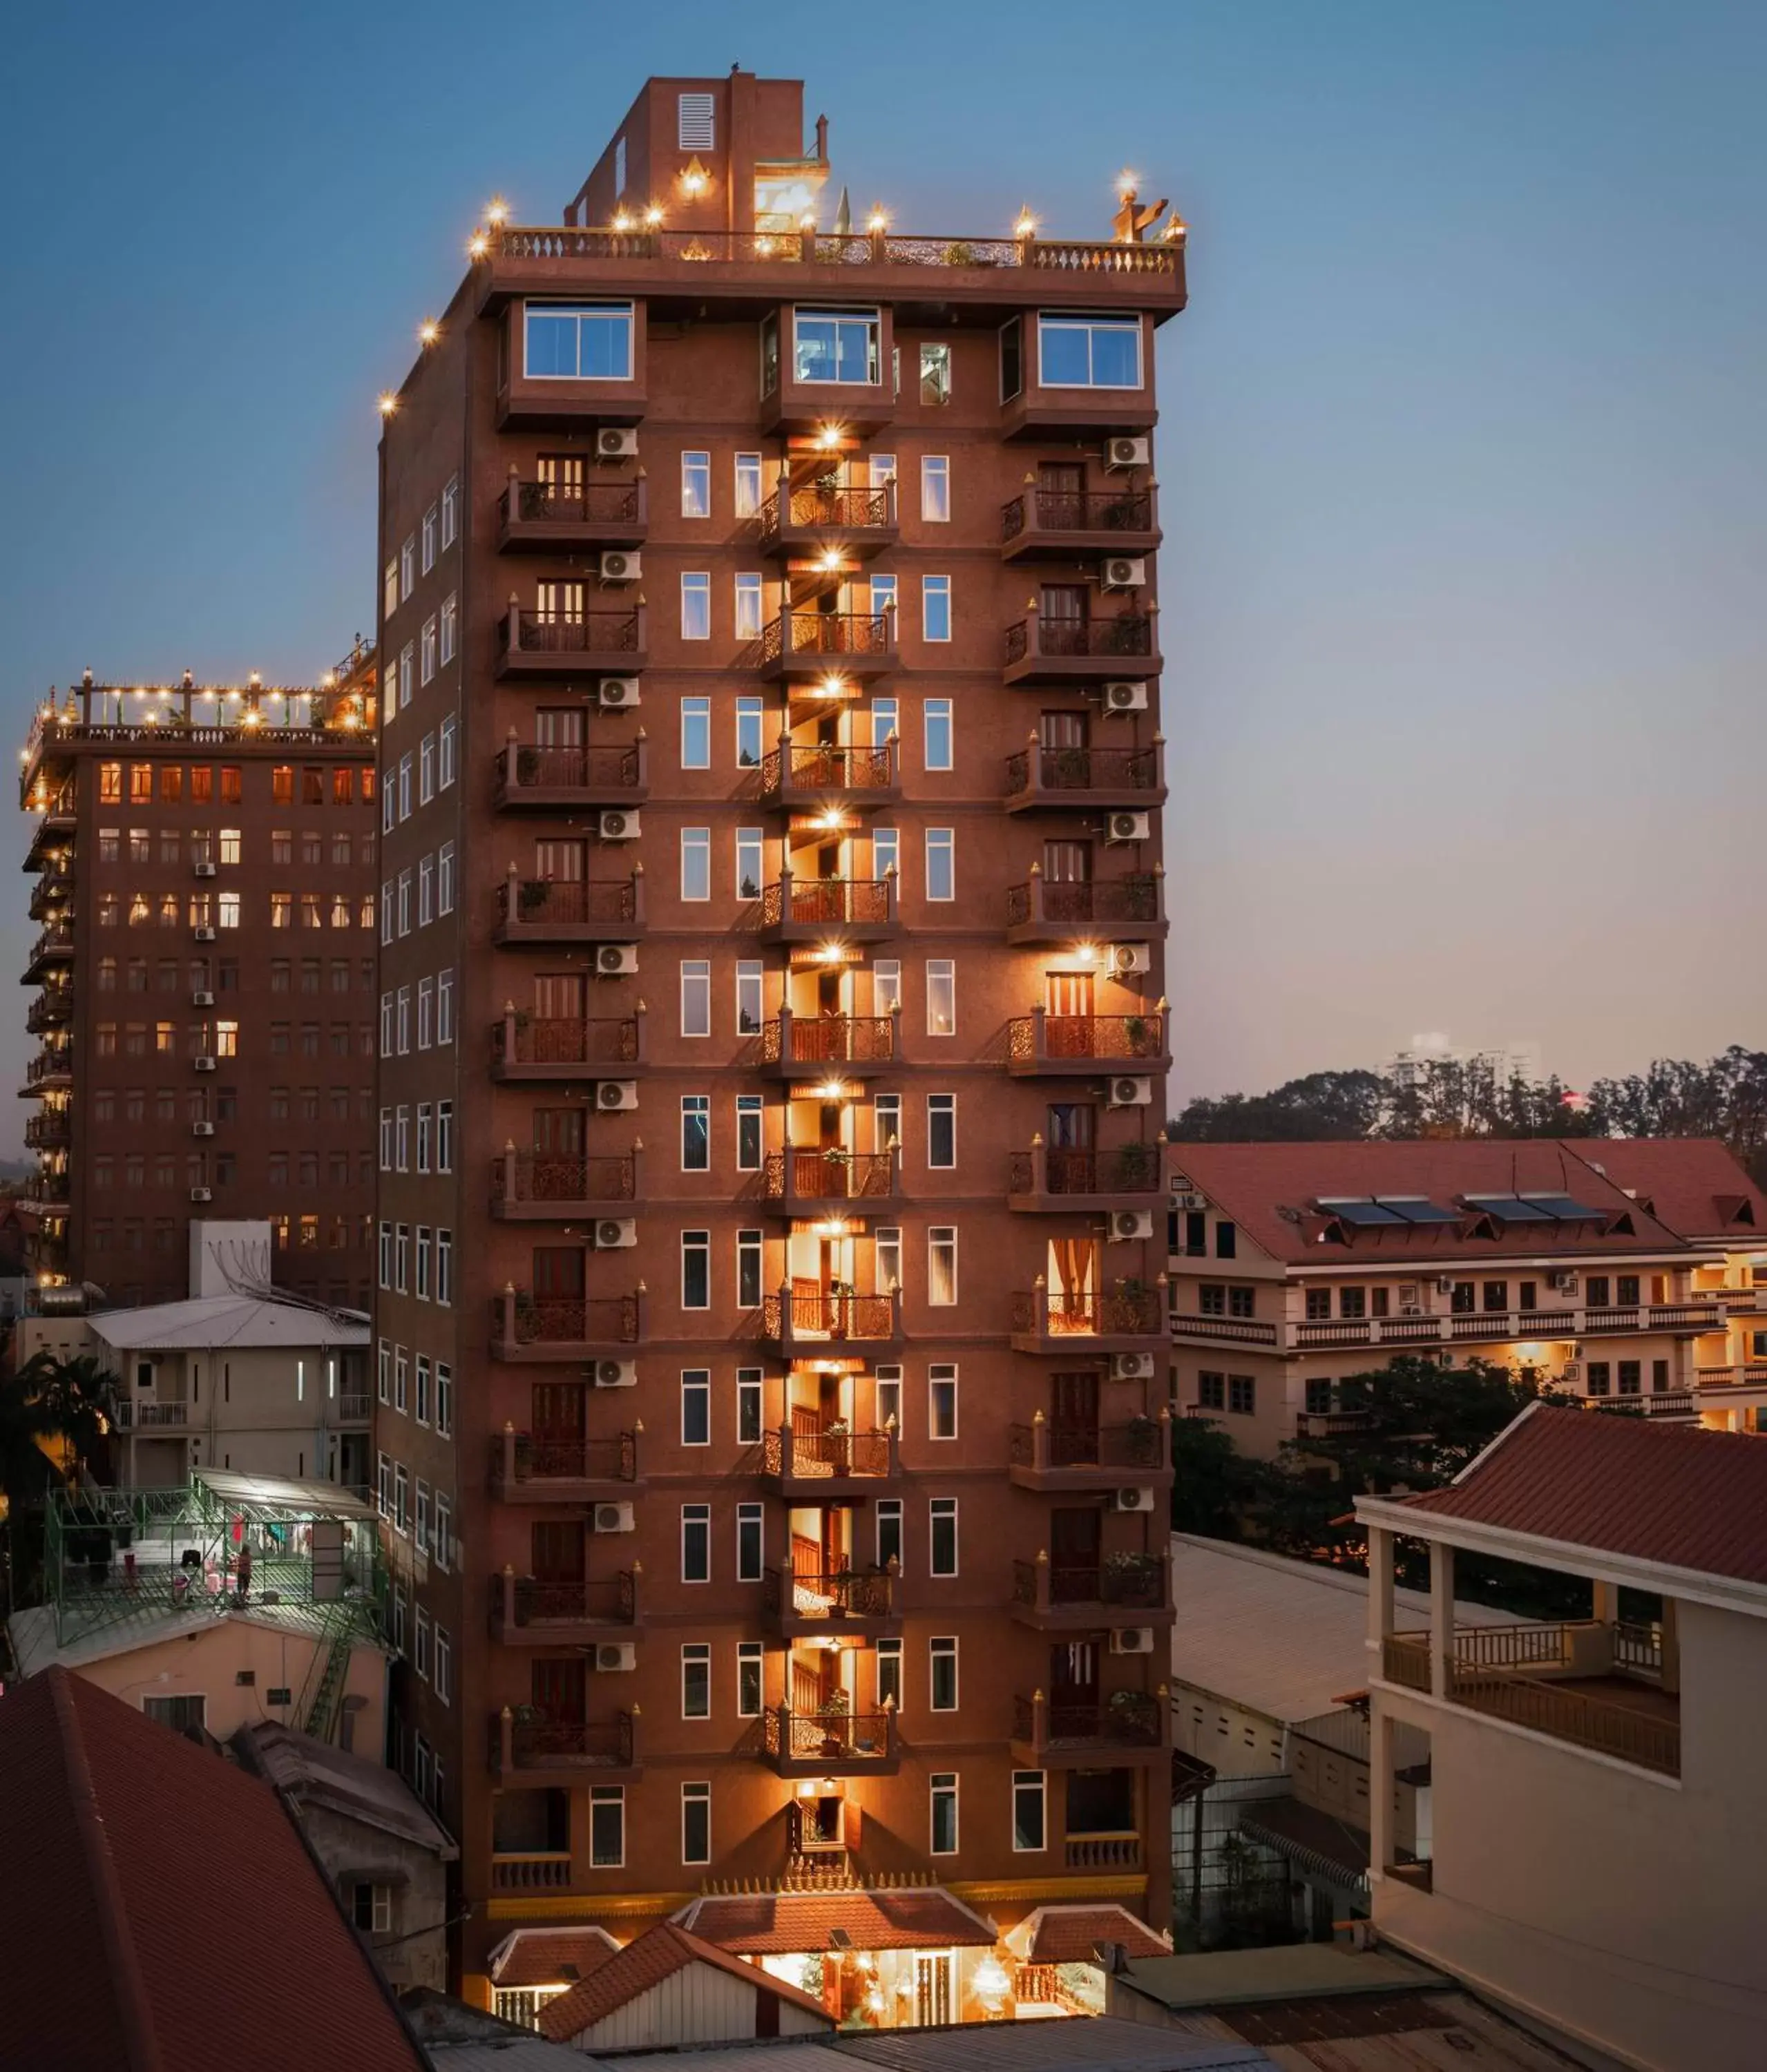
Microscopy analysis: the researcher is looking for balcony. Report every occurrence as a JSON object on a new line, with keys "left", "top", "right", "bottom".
{"left": 108, "top": 1397, "right": 189, "bottom": 1431}
{"left": 24, "top": 1112, "right": 70, "bottom": 1151}
{"left": 334, "top": 1392, "right": 372, "bottom": 1424}
{"left": 490, "top": 1707, "right": 641, "bottom": 1787}
{"left": 1008, "top": 1411, "right": 1171, "bottom": 1493}
{"left": 760, "top": 740, "right": 900, "bottom": 812}
{"left": 23, "top": 1051, "right": 73, "bottom": 1091}
{"left": 1697, "top": 1363, "right": 1767, "bottom": 1397}
{"left": 491, "top": 1566, "right": 642, "bottom": 1645}
{"left": 495, "top": 602, "right": 647, "bottom": 678}
{"left": 1012, "top": 1551, "right": 1174, "bottom": 1632}
{"left": 1004, "top": 612, "right": 1160, "bottom": 688}
{"left": 1006, "top": 871, "right": 1164, "bottom": 946}
{"left": 491, "top": 1147, "right": 640, "bottom": 1220}
{"left": 22, "top": 1173, "right": 70, "bottom": 1215}
{"left": 1007, "top": 1141, "right": 1164, "bottom": 1214}
{"left": 490, "top": 1425, "right": 642, "bottom": 1503}
{"left": 757, "top": 482, "right": 898, "bottom": 560}
{"left": 1004, "top": 742, "right": 1165, "bottom": 814}
{"left": 761, "top": 1148, "right": 897, "bottom": 1216}
{"left": 1011, "top": 1689, "right": 1168, "bottom": 1766}
{"left": 763, "top": 1704, "right": 899, "bottom": 1778}
{"left": 492, "top": 1006, "right": 644, "bottom": 1082}
{"left": 1000, "top": 486, "right": 1161, "bottom": 562}
{"left": 762, "top": 1563, "right": 899, "bottom": 1640}
{"left": 754, "top": 611, "right": 896, "bottom": 683}
{"left": 29, "top": 874, "right": 73, "bottom": 923}
{"left": 493, "top": 736, "right": 648, "bottom": 811}
{"left": 1248, "top": 1300, "right": 1729, "bottom": 1356}
{"left": 763, "top": 1424, "right": 899, "bottom": 1499}
{"left": 758, "top": 873, "right": 896, "bottom": 944}
{"left": 497, "top": 470, "right": 647, "bottom": 552}
{"left": 491, "top": 1287, "right": 642, "bottom": 1361}
{"left": 761, "top": 1287, "right": 903, "bottom": 1355}
{"left": 26, "top": 989, "right": 73, "bottom": 1034}
{"left": 1006, "top": 1007, "right": 1168, "bottom": 1079}
{"left": 1381, "top": 1622, "right": 1679, "bottom": 1778}
{"left": 1591, "top": 1391, "right": 1698, "bottom": 1421}
{"left": 23, "top": 925, "right": 74, "bottom": 981}
{"left": 1011, "top": 1285, "right": 1166, "bottom": 1355}
{"left": 493, "top": 870, "right": 643, "bottom": 947}
{"left": 757, "top": 1010, "right": 897, "bottom": 1080}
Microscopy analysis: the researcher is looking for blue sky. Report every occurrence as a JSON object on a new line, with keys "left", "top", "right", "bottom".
{"left": 2, "top": 0, "right": 1762, "bottom": 1147}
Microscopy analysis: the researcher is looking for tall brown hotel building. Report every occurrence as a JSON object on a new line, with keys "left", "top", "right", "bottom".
{"left": 18, "top": 653, "right": 380, "bottom": 1318}
{"left": 374, "top": 72, "right": 1182, "bottom": 2013}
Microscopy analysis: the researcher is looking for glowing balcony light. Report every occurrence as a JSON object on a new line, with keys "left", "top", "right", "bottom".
{"left": 419, "top": 319, "right": 440, "bottom": 347}
{"left": 486, "top": 196, "right": 510, "bottom": 225}
{"left": 468, "top": 231, "right": 490, "bottom": 259}
{"left": 377, "top": 392, "right": 399, "bottom": 417}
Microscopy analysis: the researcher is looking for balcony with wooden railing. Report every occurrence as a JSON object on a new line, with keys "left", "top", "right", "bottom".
{"left": 1000, "top": 485, "right": 1161, "bottom": 562}
{"left": 1011, "top": 1687, "right": 1168, "bottom": 1764}
{"left": 760, "top": 739, "right": 900, "bottom": 810}
{"left": 761, "top": 1286, "right": 903, "bottom": 1354}
{"left": 1008, "top": 1409, "right": 1171, "bottom": 1493}
{"left": 1008, "top": 1139, "right": 1164, "bottom": 1214}
{"left": 758, "top": 871, "right": 897, "bottom": 944}
{"left": 492, "top": 1146, "right": 641, "bottom": 1220}
{"left": 757, "top": 481, "right": 898, "bottom": 559}
{"left": 29, "top": 873, "right": 73, "bottom": 923}
{"left": 495, "top": 865, "right": 644, "bottom": 946}
{"left": 497, "top": 466, "right": 647, "bottom": 552}
{"left": 491, "top": 1705, "right": 640, "bottom": 1785}
{"left": 763, "top": 1423, "right": 899, "bottom": 1499}
{"left": 757, "top": 1009, "right": 897, "bottom": 1079}
{"left": 23, "top": 1050, "right": 73, "bottom": 1090}
{"left": 1006, "top": 867, "right": 1163, "bottom": 944}
{"left": 22, "top": 1171, "right": 70, "bottom": 1214}
{"left": 1006, "top": 1005, "right": 1168, "bottom": 1078}
{"left": 491, "top": 1564, "right": 641, "bottom": 1644}
{"left": 491, "top": 1286, "right": 642, "bottom": 1361}
{"left": 1004, "top": 610, "right": 1161, "bottom": 687}
{"left": 763, "top": 1702, "right": 900, "bottom": 1778}
{"left": 493, "top": 731, "right": 648, "bottom": 810}
{"left": 1012, "top": 1549, "right": 1174, "bottom": 1632}
{"left": 762, "top": 1562, "right": 899, "bottom": 1639}
{"left": 490, "top": 1423, "right": 642, "bottom": 1502}
{"left": 25, "top": 923, "right": 75, "bottom": 978}
{"left": 495, "top": 601, "right": 647, "bottom": 678}
{"left": 1011, "top": 1281, "right": 1167, "bottom": 1354}
{"left": 761, "top": 1147, "right": 897, "bottom": 1214}
{"left": 1004, "top": 739, "right": 1165, "bottom": 814}
{"left": 754, "top": 610, "right": 896, "bottom": 682}
{"left": 26, "top": 987, "right": 73, "bottom": 1034}
{"left": 24, "top": 1112, "right": 70, "bottom": 1151}
{"left": 492, "top": 1004, "right": 644, "bottom": 1081}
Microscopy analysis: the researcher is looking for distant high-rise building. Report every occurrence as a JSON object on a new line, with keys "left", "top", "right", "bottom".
{"left": 1385, "top": 1033, "right": 1543, "bottom": 1092}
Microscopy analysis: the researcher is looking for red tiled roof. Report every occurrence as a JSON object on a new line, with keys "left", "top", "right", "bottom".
{"left": 1167, "top": 1140, "right": 1690, "bottom": 1265}
{"left": 674, "top": 1886, "right": 997, "bottom": 1954}
{"left": 1569, "top": 1139, "right": 1767, "bottom": 1243}
{"left": 1395, "top": 1402, "right": 1767, "bottom": 1587}
{"left": 537, "top": 1920, "right": 832, "bottom": 2043}
{"left": 0, "top": 1667, "right": 425, "bottom": 2072}
{"left": 1023, "top": 1905, "right": 1171, "bottom": 1964}
{"left": 490, "top": 1924, "right": 621, "bottom": 1988}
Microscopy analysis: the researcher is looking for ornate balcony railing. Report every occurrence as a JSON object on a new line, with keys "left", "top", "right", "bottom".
{"left": 760, "top": 743, "right": 896, "bottom": 798}
{"left": 763, "top": 1289, "right": 899, "bottom": 1343}
{"left": 499, "top": 742, "right": 645, "bottom": 796}
{"left": 497, "top": 876, "right": 639, "bottom": 927}
{"left": 1013, "top": 1690, "right": 1163, "bottom": 1747}
{"left": 25, "top": 1052, "right": 73, "bottom": 1085}
{"left": 495, "top": 1291, "right": 641, "bottom": 1347}
{"left": 763, "top": 1426, "right": 895, "bottom": 1480}
{"left": 763, "top": 1149, "right": 896, "bottom": 1204}
{"left": 758, "top": 1012, "right": 896, "bottom": 1068}
{"left": 498, "top": 1430, "right": 638, "bottom": 1487}
{"left": 757, "top": 485, "right": 895, "bottom": 545}
{"left": 762, "top": 1565, "right": 897, "bottom": 1621}
{"left": 763, "top": 1705, "right": 897, "bottom": 1763}
{"left": 1006, "top": 1010, "right": 1165, "bottom": 1066}
{"left": 494, "top": 1152, "right": 637, "bottom": 1205}
{"left": 760, "top": 876, "right": 892, "bottom": 929}
{"left": 1014, "top": 1555, "right": 1168, "bottom": 1611}
{"left": 499, "top": 479, "right": 644, "bottom": 526}
{"left": 1006, "top": 874, "right": 1158, "bottom": 927}
{"left": 1011, "top": 1287, "right": 1165, "bottom": 1338}
{"left": 1004, "top": 745, "right": 1161, "bottom": 798}
{"left": 757, "top": 611, "right": 892, "bottom": 664}
{"left": 1005, "top": 614, "right": 1154, "bottom": 666}
{"left": 504, "top": 1571, "right": 637, "bottom": 1629}
{"left": 493, "top": 1012, "right": 642, "bottom": 1066}
{"left": 1008, "top": 1417, "right": 1167, "bottom": 1472}
{"left": 24, "top": 1113, "right": 70, "bottom": 1149}
{"left": 492, "top": 222, "right": 1183, "bottom": 276}
{"left": 1001, "top": 489, "right": 1155, "bottom": 541}
{"left": 499, "top": 606, "right": 644, "bottom": 656}
{"left": 1007, "top": 1146, "right": 1164, "bottom": 1197}
{"left": 494, "top": 1708, "right": 636, "bottom": 1773}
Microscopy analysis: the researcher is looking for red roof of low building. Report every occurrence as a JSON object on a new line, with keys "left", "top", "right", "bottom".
{"left": 0, "top": 1666, "right": 425, "bottom": 2072}
{"left": 1167, "top": 1141, "right": 1690, "bottom": 1266}
{"left": 537, "top": 1920, "right": 832, "bottom": 2043}
{"left": 1569, "top": 1138, "right": 1767, "bottom": 1243}
{"left": 1393, "top": 1402, "right": 1767, "bottom": 1589}
{"left": 490, "top": 1924, "right": 622, "bottom": 1988}
{"left": 1021, "top": 1904, "right": 1171, "bottom": 1964}
{"left": 673, "top": 1885, "right": 997, "bottom": 1953}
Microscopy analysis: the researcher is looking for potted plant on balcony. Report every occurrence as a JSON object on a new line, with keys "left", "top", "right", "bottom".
{"left": 1123, "top": 1013, "right": 1152, "bottom": 1055}
{"left": 516, "top": 747, "right": 542, "bottom": 785}
{"left": 1115, "top": 1141, "right": 1160, "bottom": 1190}
{"left": 517, "top": 877, "right": 551, "bottom": 918}
{"left": 1102, "top": 1549, "right": 1163, "bottom": 1606}
{"left": 823, "top": 1417, "right": 852, "bottom": 1474}
{"left": 1125, "top": 1412, "right": 1161, "bottom": 1465}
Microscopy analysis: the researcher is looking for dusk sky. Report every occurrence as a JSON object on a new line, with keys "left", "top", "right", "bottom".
{"left": 3, "top": 0, "right": 1762, "bottom": 1153}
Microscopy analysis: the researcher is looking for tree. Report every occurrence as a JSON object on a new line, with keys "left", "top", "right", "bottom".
{"left": 1169, "top": 1069, "right": 1386, "bottom": 1144}
{"left": 0, "top": 1352, "right": 110, "bottom": 1612}
{"left": 1169, "top": 1415, "right": 1271, "bottom": 1539}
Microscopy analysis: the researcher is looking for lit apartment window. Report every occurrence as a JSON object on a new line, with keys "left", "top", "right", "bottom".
{"left": 734, "top": 453, "right": 763, "bottom": 517}
{"left": 794, "top": 309, "right": 881, "bottom": 385}
{"left": 681, "top": 450, "right": 710, "bottom": 517}
{"left": 928, "top": 1229, "right": 957, "bottom": 1308}
{"left": 734, "top": 573, "right": 763, "bottom": 641}
{"left": 680, "top": 572, "right": 711, "bottom": 640}
{"left": 877, "top": 1638, "right": 903, "bottom": 1711}
{"left": 1038, "top": 312, "right": 1143, "bottom": 388}
{"left": 926, "top": 960, "right": 955, "bottom": 1035}
{"left": 524, "top": 302, "right": 634, "bottom": 381}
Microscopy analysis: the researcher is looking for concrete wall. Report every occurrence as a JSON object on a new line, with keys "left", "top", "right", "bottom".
{"left": 575, "top": 1963, "right": 828, "bottom": 2051}
{"left": 292, "top": 1792, "right": 450, "bottom": 1994}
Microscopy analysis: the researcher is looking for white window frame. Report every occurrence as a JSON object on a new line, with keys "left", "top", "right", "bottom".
{"left": 680, "top": 570, "right": 711, "bottom": 641}
{"left": 922, "top": 575, "right": 953, "bottom": 643}
{"left": 921, "top": 454, "right": 951, "bottom": 522}
{"left": 681, "top": 449, "right": 711, "bottom": 518}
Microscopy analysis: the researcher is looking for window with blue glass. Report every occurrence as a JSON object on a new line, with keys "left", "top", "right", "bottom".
{"left": 524, "top": 303, "right": 635, "bottom": 381}
{"left": 1035, "top": 314, "right": 1142, "bottom": 389}
{"left": 792, "top": 308, "right": 881, "bottom": 385}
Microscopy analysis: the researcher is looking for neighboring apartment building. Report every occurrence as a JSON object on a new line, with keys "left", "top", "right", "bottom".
{"left": 1359, "top": 1404, "right": 1767, "bottom": 2069}
{"left": 1166, "top": 1139, "right": 1749, "bottom": 1455}
{"left": 372, "top": 70, "right": 1181, "bottom": 2005}
{"left": 17, "top": 646, "right": 379, "bottom": 1307}
{"left": 1385, "top": 1035, "right": 1544, "bottom": 1093}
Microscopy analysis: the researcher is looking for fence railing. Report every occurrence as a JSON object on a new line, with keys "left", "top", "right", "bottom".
{"left": 1005, "top": 614, "right": 1155, "bottom": 666}
{"left": 495, "top": 1291, "right": 640, "bottom": 1346}
{"left": 757, "top": 611, "right": 892, "bottom": 664}
{"left": 763, "top": 1149, "right": 896, "bottom": 1203}
{"left": 763, "top": 1705, "right": 897, "bottom": 1762}
{"left": 1011, "top": 1287, "right": 1164, "bottom": 1338}
{"left": 1001, "top": 488, "right": 1156, "bottom": 541}
{"left": 758, "top": 1012, "right": 895, "bottom": 1067}
{"left": 760, "top": 743, "right": 896, "bottom": 796}
{"left": 495, "top": 222, "right": 1181, "bottom": 277}
{"left": 1007, "top": 1010, "right": 1165, "bottom": 1066}
{"left": 497, "top": 876, "right": 639, "bottom": 927}
{"left": 493, "top": 1012, "right": 642, "bottom": 1066}
{"left": 757, "top": 485, "right": 895, "bottom": 543}
{"left": 495, "top": 1151, "right": 637, "bottom": 1205}
{"left": 1004, "top": 745, "right": 1161, "bottom": 796}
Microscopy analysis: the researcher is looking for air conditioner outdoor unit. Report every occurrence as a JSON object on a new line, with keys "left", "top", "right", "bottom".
{"left": 596, "top": 1081, "right": 639, "bottom": 1111}
{"left": 592, "top": 1502, "right": 636, "bottom": 1534}
{"left": 593, "top": 1642, "right": 637, "bottom": 1672}
{"left": 1107, "top": 811, "right": 1150, "bottom": 843}
{"left": 189, "top": 1188, "right": 212, "bottom": 1204}
{"left": 1170, "top": 1189, "right": 1204, "bottom": 1210}
{"left": 1108, "top": 943, "right": 1151, "bottom": 977}
{"left": 1111, "top": 1210, "right": 1154, "bottom": 1242}
{"left": 193, "top": 861, "right": 218, "bottom": 879}
{"left": 1109, "top": 1077, "right": 1153, "bottom": 1109}
{"left": 192, "top": 926, "right": 218, "bottom": 942}
{"left": 190, "top": 1122, "right": 216, "bottom": 1139}
{"left": 596, "top": 944, "right": 639, "bottom": 976}
{"left": 594, "top": 1218, "right": 638, "bottom": 1250}
{"left": 193, "top": 1056, "right": 218, "bottom": 1073}
{"left": 597, "top": 426, "right": 639, "bottom": 459}
{"left": 1436, "top": 1276, "right": 1456, "bottom": 1294}
{"left": 1115, "top": 1486, "right": 1156, "bottom": 1513}
{"left": 1552, "top": 1271, "right": 1578, "bottom": 1294}
{"left": 191, "top": 990, "right": 216, "bottom": 1008}
{"left": 1110, "top": 1626, "right": 1156, "bottom": 1653}
{"left": 1400, "top": 1303, "right": 1424, "bottom": 1317}
{"left": 1111, "top": 1352, "right": 1156, "bottom": 1381}
{"left": 1105, "top": 436, "right": 1151, "bottom": 470}
{"left": 1101, "top": 680, "right": 1147, "bottom": 713}
{"left": 1101, "top": 555, "right": 1147, "bottom": 591}
{"left": 594, "top": 1359, "right": 638, "bottom": 1388}
{"left": 598, "top": 677, "right": 640, "bottom": 709}
{"left": 599, "top": 549, "right": 641, "bottom": 584}
{"left": 599, "top": 809, "right": 640, "bottom": 840}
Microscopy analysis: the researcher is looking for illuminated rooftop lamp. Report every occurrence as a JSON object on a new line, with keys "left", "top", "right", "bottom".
{"left": 468, "top": 231, "right": 490, "bottom": 260}
{"left": 1015, "top": 210, "right": 1038, "bottom": 240}
{"left": 486, "top": 195, "right": 510, "bottom": 225}
{"left": 419, "top": 319, "right": 441, "bottom": 347}
{"left": 376, "top": 392, "right": 399, "bottom": 417}
{"left": 866, "top": 207, "right": 888, "bottom": 233}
